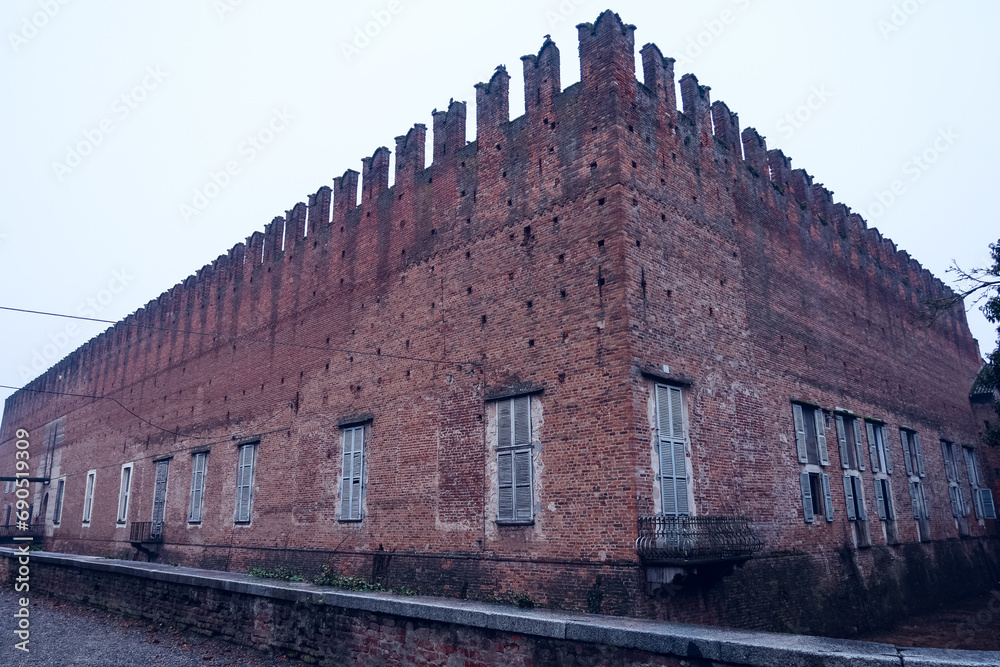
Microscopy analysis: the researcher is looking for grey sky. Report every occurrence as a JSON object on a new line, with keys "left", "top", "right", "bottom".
{"left": 1, "top": 0, "right": 998, "bottom": 405}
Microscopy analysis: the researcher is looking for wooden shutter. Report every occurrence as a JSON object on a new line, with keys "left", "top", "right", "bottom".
{"left": 919, "top": 483, "right": 931, "bottom": 520}
{"left": 84, "top": 473, "right": 95, "bottom": 522}
{"left": 901, "top": 431, "right": 913, "bottom": 476}
{"left": 843, "top": 475, "right": 857, "bottom": 521}
{"left": 873, "top": 479, "right": 887, "bottom": 520}
{"left": 852, "top": 477, "right": 868, "bottom": 521}
{"left": 881, "top": 427, "right": 893, "bottom": 475}
{"left": 152, "top": 461, "right": 169, "bottom": 535}
{"left": 497, "top": 451, "right": 514, "bottom": 520}
{"left": 513, "top": 396, "right": 531, "bottom": 445}
{"left": 815, "top": 410, "right": 829, "bottom": 466}
{"left": 351, "top": 430, "right": 364, "bottom": 518}
{"left": 800, "top": 472, "right": 815, "bottom": 523}
{"left": 497, "top": 401, "right": 512, "bottom": 448}
{"left": 980, "top": 489, "right": 997, "bottom": 520}
{"left": 118, "top": 466, "right": 131, "bottom": 522}
{"left": 822, "top": 473, "right": 834, "bottom": 522}
{"left": 913, "top": 434, "right": 925, "bottom": 477}
{"left": 908, "top": 482, "right": 921, "bottom": 520}
{"left": 836, "top": 416, "right": 850, "bottom": 469}
{"left": 513, "top": 450, "right": 533, "bottom": 521}
{"left": 237, "top": 444, "right": 255, "bottom": 522}
{"left": 853, "top": 420, "right": 866, "bottom": 471}
{"left": 948, "top": 485, "right": 962, "bottom": 518}
{"left": 53, "top": 479, "right": 65, "bottom": 524}
{"left": 942, "top": 441, "right": 955, "bottom": 482}
{"left": 793, "top": 404, "right": 808, "bottom": 463}
{"left": 867, "top": 422, "right": 878, "bottom": 472}
{"left": 657, "top": 385, "right": 688, "bottom": 516}
{"left": 340, "top": 429, "right": 363, "bottom": 521}
{"left": 189, "top": 453, "right": 206, "bottom": 522}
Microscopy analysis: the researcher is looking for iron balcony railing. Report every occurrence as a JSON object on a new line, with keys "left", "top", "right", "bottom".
{"left": 0, "top": 524, "right": 44, "bottom": 545}
{"left": 636, "top": 515, "right": 764, "bottom": 566}
{"left": 129, "top": 521, "right": 163, "bottom": 544}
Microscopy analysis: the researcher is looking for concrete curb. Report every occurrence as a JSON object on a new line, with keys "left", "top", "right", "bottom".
{"left": 4, "top": 548, "right": 999, "bottom": 667}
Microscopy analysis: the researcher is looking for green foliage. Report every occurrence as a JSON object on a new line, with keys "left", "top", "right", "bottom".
{"left": 248, "top": 566, "right": 306, "bottom": 582}
{"left": 313, "top": 564, "right": 381, "bottom": 591}
{"left": 480, "top": 590, "right": 537, "bottom": 609}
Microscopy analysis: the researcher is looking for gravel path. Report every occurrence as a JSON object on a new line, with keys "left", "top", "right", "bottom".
{"left": 0, "top": 587, "right": 293, "bottom": 667}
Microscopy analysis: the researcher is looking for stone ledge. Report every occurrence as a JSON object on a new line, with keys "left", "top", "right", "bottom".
{"left": 4, "top": 549, "right": 998, "bottom": 666}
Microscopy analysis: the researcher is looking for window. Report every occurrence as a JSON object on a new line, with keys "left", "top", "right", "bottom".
{"left": 942, "top": 440, "right": 970, "bottom": 535}
{"left": 235, "top": 443, "right": 257, "bottom": 523}
{"left": 900, "top": 429, "right": 925, "bottom": 478}
{"left": 835, "top": 414, "right": 865, "bottom": 471}
{"left": 873, "top": 477, "right": 899, "bottom": 544}
{"left": 497, "top": 395, "right": 534, "bottom": 523}
{"left": 656, "top": 385, "right": 689, "bottom": 516}
{"left": 340, "top": 427, "right": 365, "bottom": 522}
{"left": 793, "top": 403, "right": 829, "bottom": 466}
{"left": 842, "top": 474, "right": 871, "bottom": 547}
{"left": 188, "top": 452, "right": 207, "bottom": 523}
{"left": 800, "top": 471, "right": 834, "bottom": 523}
{"left": 53, "top": 479, "right": 65, "bottom": 526}
{"left": 117, "top": 464, "right": 133, "bottom": 524}
{"left": 909, "top": 480, "right": 932, "bottom": 541}
{"left": 83, "top": 470, "right": 96, "bottom": 524}
{"left": 964, "top": 446, "right": 997, "bottom": 521}
{"left": 866, "top": 421, "right": 893, "bottom": 474}
{"left": 151, "top": 460, "right": 169, "bottom": 539}
{"left": 4, "top": 505, "right": 10, "bottom": 526}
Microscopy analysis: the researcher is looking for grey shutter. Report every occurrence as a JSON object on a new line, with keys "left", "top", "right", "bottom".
{"left": 793, "top": 404, "right": 808, "bottom": 463}
{"left": 189, "top": 453, "right": 206, "bottom": 522}
{"left": 237, "top": 444, "right": 255, "bottom": 522}
{"left": 800, "top": 472, "right": 815, "bottom": 523}
{"left": 341, "top": 430, "right": 353, "bottom": 519}
{"left": 881, "top": 427, "right": 893, "bottom": 474}
{"left": 873, "top": 479, "right": 887, "bottom": 520}
{"left": 942, "top": 442, "right": 955, "bottom": 482}
{"left": 909, "top": 482, "right": 921, "bottom": 520}
{"left": 497, "top": 401, "right": 512, "bottom": 448}
{"left": 822, "top": 473, "right": 834, "bottom": 522}
{"left": 351, "top": 429, "right": 364, "bottom": 519}
{"left": 843, "top": 475, "right": 857, "bottom": 521}
{"left": 980, "top": 489, "right": 996, "bottom": 520}
{"left": 815, "top": 410, "right": 829, "bottom": 466}
{"left": 919, "top": 483, "right": 931, "bottom": 520}
{"left": 152, "top": 461, "right": 169, "bottom": 537}
{"left": 884, "top": 480, "right": 895, "bottom": 520}
{"left": 913, "top": 434, "right": 925, "bottom": 477}
{"left": 853, "top": 477, "right": 868, "bottom": 521}
{"left": 836, "top": 416, "right": 850, "bottom": 469}
{"left": 53, "top": 479, "right": 65, "bottom": 524}
{"left": 513, "top": 396, "right": 531, "bottom": 445}
{"left": 973, "top": 485, "right": 985, "bottom": 520}
{"left": 497, "top": 451, "right": 513, "bottom": 520}
{"left": 948, "top": 486, "right": 962, "bottom": 518}
{"left": 964, "top": 448, "right": 980, "bottom": 487}
{"left": 853, "top": 420, "right": 866, "bottom": 471}
{"left": 901, "top": 431, "right": 913, "bottom": 476}
{"left": 657, "top": 385, "right": 689, "bottom": 517}
{"left": 513, "top": 449, "right": 533, "bottom": 521}
{"left": 118, "top": 467, "right": 131, "bottom": 522}
{"left": 867, "top": 422, "right": 878, "bottom": 472}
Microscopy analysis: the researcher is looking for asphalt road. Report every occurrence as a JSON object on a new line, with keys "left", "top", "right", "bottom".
{"left": 0, "top": 587, "right": 293, "bottom": 667}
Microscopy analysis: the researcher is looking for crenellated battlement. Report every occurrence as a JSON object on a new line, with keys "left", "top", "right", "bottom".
{"left": 9, "top": 8, "right": 973, "bottom": 407}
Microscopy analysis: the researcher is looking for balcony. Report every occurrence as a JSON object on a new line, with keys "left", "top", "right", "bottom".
{"left": 0, "top": 524, "right": 44, "bottom": 545}
{"left": 636, "top": 515, "right": 763, "bottom": 566}
{"left": 129, "top": 521, "right": 163, "bottom": 544}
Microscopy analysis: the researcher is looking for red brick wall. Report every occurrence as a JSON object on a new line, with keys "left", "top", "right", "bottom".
{"left": 1, "top": 10, "right": 997, "bottom": 636}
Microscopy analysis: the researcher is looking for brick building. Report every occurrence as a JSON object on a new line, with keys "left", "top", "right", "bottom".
{"left": 2, "top": 10, "right": 998, "bottom": 636}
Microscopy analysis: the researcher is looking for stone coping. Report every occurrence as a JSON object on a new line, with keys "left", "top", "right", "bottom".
{"left": 3, "top": 548, "right": 998, "bottom": 667}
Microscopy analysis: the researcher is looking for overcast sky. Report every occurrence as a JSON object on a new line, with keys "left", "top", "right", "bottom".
{"left": 1, "top": 0, "right": 998, "bottom": 406}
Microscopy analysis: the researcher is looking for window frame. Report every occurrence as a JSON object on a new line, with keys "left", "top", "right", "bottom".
{"left": 496, "top": 395, "right": 535, "bottom": 524}
{"left": 793, "top": 403, "right": 830, "bottom": 467}
{"left": 340, "top": 425, "right": 366, "bottom": 523}
{"left": 52, "top": 478, "right": 65, "bottom": 526}
{"left": 188, "top": 452, "right": 208, "bottom": 524}
{"left": 82, "top": 470, "right": 96, "bottom": 525}
{"left": 235, "top": 442, "right": 257, "bottom": 524}
{"left": 655, "top": 384, "right": 690, "bottom": 518}
{"left": 116, "top": 463, "right": 134, "bottom": 525}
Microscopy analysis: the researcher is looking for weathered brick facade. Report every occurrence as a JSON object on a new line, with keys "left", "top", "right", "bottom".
{"left": 2, "top": 10, "right": 997, "bottom": 637}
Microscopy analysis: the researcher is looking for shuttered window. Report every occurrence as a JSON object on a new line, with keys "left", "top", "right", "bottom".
{"left": 964, "top": 447, "right": 996, "bottom": 521}
{"left": 497, "top": 396, "right": 534, "bottom": 523}
{"left": 53, "top": 479, "right": 65, "bottom": 526}
{"left": 835, "top": 414, "right": 864, "bottom": 470}
{"left": 151, "top": 460, "right": 169, "bottom": 538}
{"left": 188, "top": 452, "right": 207, "bottom": 523}
{"left": 656, "top": 385, "right": 689, "bottom": 517}
{"left": 792, "top": 403, "right": 829, "bottom": 466}
{"left": 117, "top": 464, "right": 133, "bottom": 524}
{"left": 83, "top": 471, "right": 96, "bottom": 523}
{"left": 341, "top": 427, "right": 365, "bottom": 521}
{"left": 235, "top": 443, "right": 257, "bottom": 523}
{"left": 865, "top": 422, "right": 892, "bottom": 474}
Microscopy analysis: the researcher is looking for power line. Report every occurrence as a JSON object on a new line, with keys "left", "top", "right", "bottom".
{"left": 0, "top": 305, "right": 481, "bottom": 367}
